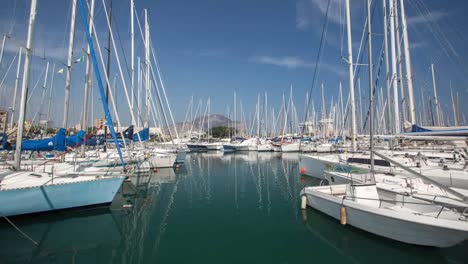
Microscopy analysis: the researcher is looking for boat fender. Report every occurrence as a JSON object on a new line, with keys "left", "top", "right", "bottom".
{"left": 340, "top": 207, "right": 347, "bottom": 225}
{"left": 300, "top": 167, "right": 306, "bottom": 174}
{"left": 301, "top": 195, "right": 307, "bottom": 210}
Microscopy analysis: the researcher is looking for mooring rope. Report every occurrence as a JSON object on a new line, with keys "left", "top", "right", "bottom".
{"left": 3, "top": 216, "right": 38, "bottom": 245}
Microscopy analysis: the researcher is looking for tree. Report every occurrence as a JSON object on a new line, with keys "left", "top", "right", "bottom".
{"left": 211, "top": 126, "right": 236, "bottom": 138}
{"left": 46, "top": 127, "right": 57, "bottom": 135}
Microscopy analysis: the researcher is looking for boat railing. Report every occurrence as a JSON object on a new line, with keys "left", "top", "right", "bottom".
{"left": 345, "top": 195, "right": 468, "bottom": 217}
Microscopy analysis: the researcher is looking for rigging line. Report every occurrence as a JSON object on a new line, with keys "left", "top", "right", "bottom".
{"left": 0, "top": 52, "right": 18, "bottom": 99}
{"left": 339, "top": 0, "right": 379, "bottom": 134}
{"left": 301, "top": 0, "right": 331, "bottom": 136}
{"left": 362, "top": 42, "right": 385, "bottom": 130}
{"left": 111, "top": 4, "right": 132, "bottom": 81}
{"left": 3, "top": 216, "right": 38, "bottom": 245}
{"left": 8, "top": 0, "right": 18, "bottom": 34}
{"left": 339, "top": 0, "right": 345, "bottom": 57}
{"left": 409, "top": 0, "right": 468, "bottom": 77}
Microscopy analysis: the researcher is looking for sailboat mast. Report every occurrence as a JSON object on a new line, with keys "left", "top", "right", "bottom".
{"left": 345, "top": 0, "right": 357, "bottom": 151}
{"left": 431, "top": 64, "right": 441, "bottom": 126}
{"left": 264, "top": 92, "right": 268, "bottom": 137}
{"left": 14, "top": 0, "right": 37, "bottom": 170}
{"left": 81, "top": 0, "right": 95, "bottom": 156}
{"left": 137, "top": 56, "right": 141, "bottom": 127}
{"left": 104, "top": 0, "right": 112, "bottom": 152}
{"left": 130, "top": 0, "right": 135, "bottom": 111}
{"left": 389, "top": 0, "right": 400, "bottom": 133}
{"left": 451, "top": 86, "right": 458, "bottom": 126}
{"left": 257, "top": 94, "right": 260, "bottom": 138}
{"left": 0, "top": 35, "right": 6, "bottom": 66}
{"left": 39, "top": 61, "right": 50, "bottom": 127}
{"left": 234, "top": 91, "right": 236, "bottom": 136}
{"left": 144, "top": 9, "right": 150, "bottom": 129}
{"left": 394, "top": 0, "right": 407, "bottom": 124}
{"left": 399, "top": 0, "right": 416, "bottom": 124}
{"left": 383, "top": 0, "right": 392, "bottom": 134}
{"left": 62, "top": 0, "right": 77, "bottom": 130}
{"left": 366, "top": 0, "right": 375, "bottom": 174}
{"left": 45, "top": 64, "right": 55, "bottom": 132}
{"left": 358, "top": 78, "right": 363, "bottom": 133}
{"left": 10, "top": 47, "right": 22, "bottom": 128}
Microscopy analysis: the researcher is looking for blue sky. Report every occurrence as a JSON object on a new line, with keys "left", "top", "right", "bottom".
{"left": 0, "top": 0, "right": 467, "bottom": 127}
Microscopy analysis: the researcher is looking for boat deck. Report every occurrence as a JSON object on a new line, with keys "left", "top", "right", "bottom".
{"left": 0, "top": 170, "right": 118, "bottom": 191}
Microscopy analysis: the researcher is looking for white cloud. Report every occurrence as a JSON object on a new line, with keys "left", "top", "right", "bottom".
{"left": 296, "top": 1, "right": 310, "bottom": 30}
{"left": 407, "top": 10, "right": 449, "bottom": 25}
{"left": 410, "top": 41, "right": 426, "bottom": 50}
{"left": 250, "top": 55, "right": 347, "bottom": 77}
{"left": 251, "top": 56, "right": 311, "bottom": 69}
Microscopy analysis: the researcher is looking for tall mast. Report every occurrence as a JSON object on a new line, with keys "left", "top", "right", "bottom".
{"left": 345, "top": 0, "right": 357, "bottom": 151}
{"left": 431, "top": 64, "right": 441, "bottom": 126}
{"left": 366, "top": 0, "right": 375, "bottom": 174}
{"left": 257, "top": 94, "right": 260, "bottom": 138}
{"left": 389, "top": 0, "right": 400, "bottom": 133}
{"left": 383, "top": 0, "right": 392, "bottom": 134}
{"left": 358, "top": 77, "right": 363, "bottom": 133}
{"left": 0, "top": 34, "right": 7, "bottom": 66}
{"left": 321, "top": 82, "right": 325, "bottom": 137}
{"left": 38, "top": 61, "right": 50, "bottom": 128}
{"left": 130, "top": 0, "right": 135, "bottom": 112}
{"left": 234, "top": 91, "right": 236, "bottom": 135}
{"left": 14, "top": 0, "right": 37, "bottom": 170}
{"left": 264, "top": 91, "right": 268, "bottom": 137}
{"left": 399, "top": 0, "right": 416, "bottom": 124}
{"left": 10, "top": 47, "right": 23, "bottom": 128}
{"left": 137, "top": 56, "right": 141, "bottom": 127}
{"left": 81, "top": 0, "right": 95, "bottom": 156}
{"left": 62, "top": 0, "right": 77, "bottom": 130}
{"left": 144, "top": 9, "right": 150, "bottom": 129}
{"left": 103, "top": 0, "right": 112, "bottom": 152}
{"left": 451, "top": 85, "right": 458, "bottom": 126}
{"left": 394, "top": 0, "right": 407, "bottom": 124}
{"left": 46, "top": 64, "right": 55, "bottom": 132}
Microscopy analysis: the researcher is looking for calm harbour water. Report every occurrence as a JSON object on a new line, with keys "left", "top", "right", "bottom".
{"left": 0, "top": 152, "right": 467, "bottom": 264}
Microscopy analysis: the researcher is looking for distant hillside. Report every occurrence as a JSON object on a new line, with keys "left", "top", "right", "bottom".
{"left": 163, "top": 114, "right": 245, "bottom": 135}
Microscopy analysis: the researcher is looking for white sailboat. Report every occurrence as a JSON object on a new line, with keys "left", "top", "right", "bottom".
{"left": 300, "top": 0, "right": 468, "bottom": 248}
{"left": 0, "top": 0, "right": 126, "bottom": 217}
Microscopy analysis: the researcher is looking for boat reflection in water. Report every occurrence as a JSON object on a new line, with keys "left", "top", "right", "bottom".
{"left": 300, "top": 174, "right": 468, "bottom": 264}
{"left": 1, "top": 154, "right": 466, "bottom": 263}
{"left": 0, "top": 168, "right": 179, "bottom": 264}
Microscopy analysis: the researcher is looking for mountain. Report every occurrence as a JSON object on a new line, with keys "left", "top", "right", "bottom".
{"left": 163, "top": 114, "right": 245, "bottom": 135}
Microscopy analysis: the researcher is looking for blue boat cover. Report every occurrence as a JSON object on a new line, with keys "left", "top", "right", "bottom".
{"left": 411, "top": 125, "right": 432, "bottom": 133}
{"left": 122, "top": 125, "right": 134, "bottom": 140}
{"left": 66, "top": 130, "right": 86, "bottom": 147}
{"left": 20, "top": 128, "right": 66, "bottom": 151}
{"left": 0, "top": 133, "right": 10, "bottom": 150}
{"left": 133, "top": 128, "right": 149, "bottom": 141}
{"left": 86, "top": 136, "right": 105, "bottom": 146}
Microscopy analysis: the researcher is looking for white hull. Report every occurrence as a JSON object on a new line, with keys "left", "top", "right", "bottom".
{"left": 0, "top": 171, "right": 125, "bottom": 217}
{"left": 281, "top": 143, "right": 300, "bottom": 152}
{"left": 148, "top": 153, "right": 176, "bottom": 168}
{"left": 257, "top": 144, "right": 273, "bottom": 152}
{"left": 302, "top": 185, "right": 468, "bottom": 247}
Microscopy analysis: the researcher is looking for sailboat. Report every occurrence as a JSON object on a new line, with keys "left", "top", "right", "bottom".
{"left": 300, "top": 0, "right": 468, "bottom": 248}
{"left": 0, "top": 0, "right": 126, "bottom": 217}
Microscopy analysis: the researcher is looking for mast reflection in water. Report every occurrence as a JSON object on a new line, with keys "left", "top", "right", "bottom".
{"left": 0, "top": 153, "right": 466, "bottom": 263}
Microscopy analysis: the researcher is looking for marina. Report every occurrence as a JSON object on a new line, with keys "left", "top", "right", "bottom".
{"left": 0, "top": 0, "right": 467, "bottom": 263}
{"left": 1, "top": 153, "right": 467, "bottom": 263}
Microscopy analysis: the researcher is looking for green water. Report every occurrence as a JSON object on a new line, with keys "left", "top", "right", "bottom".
{"left": 0, "top": 152, "right": 467, "bottom": 263}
